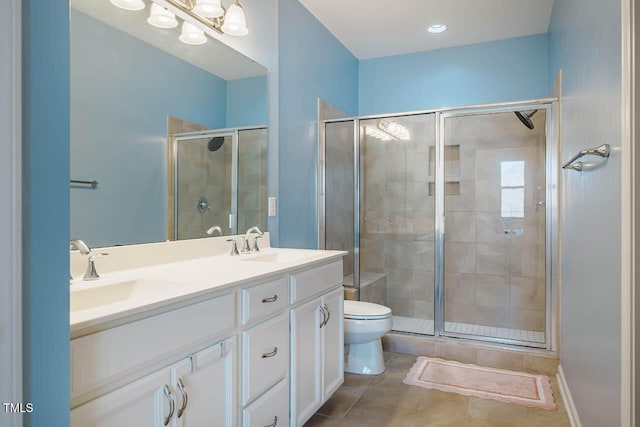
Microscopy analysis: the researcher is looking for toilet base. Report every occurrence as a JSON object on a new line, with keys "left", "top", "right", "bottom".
{"left": 345, "top": 339, "right": 385, "bottom": 375}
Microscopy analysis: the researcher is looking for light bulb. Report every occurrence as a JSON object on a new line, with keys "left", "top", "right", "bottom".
{"left": 179, "top": 21, "right": 207, "bottom": 45}
{"left": 147, "top": 3, "right": 178, "bottom": 28}
{"left": 110, "top": 0, "right": 145, "bottom": 11}
{"left": 193, "top": 0, "right": 225, "bottom": 19}
{"left": 221, "top": 1, "right": 248, "bottom": 36}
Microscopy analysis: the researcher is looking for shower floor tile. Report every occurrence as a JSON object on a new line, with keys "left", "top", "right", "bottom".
{"left": 391, "top": 315, "right": 545, "bottom": 344}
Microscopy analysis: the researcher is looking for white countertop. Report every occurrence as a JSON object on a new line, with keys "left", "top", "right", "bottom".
{"left": 70, "top": 247, "right": 346, "bottom": 338}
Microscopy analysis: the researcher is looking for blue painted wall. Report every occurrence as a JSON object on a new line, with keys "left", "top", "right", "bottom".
{"left": 22, "top": 0, "right": 70, "bottom": 425}
{"left": 549, "top": 0, "right": 621, "bottom": 425}
{"left": 71, "top": 9, "right": 227, "bottom": 247}
{"left": 278, "top": 0, "right": 359, "bottom": 249}
{"left": 359, "top": 34, "right": 549, "bottom": 115}
{"left": 227, "top": 75, "right": 268, "bottom": 127}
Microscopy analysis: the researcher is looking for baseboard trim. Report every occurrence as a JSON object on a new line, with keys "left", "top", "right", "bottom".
{"left": 556, "top": 365, "right": 582, "bottom": 427}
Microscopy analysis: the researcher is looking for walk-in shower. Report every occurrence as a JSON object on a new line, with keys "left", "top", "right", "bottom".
{"left": 319, "top": 101, "right": 557, "bottom": 349}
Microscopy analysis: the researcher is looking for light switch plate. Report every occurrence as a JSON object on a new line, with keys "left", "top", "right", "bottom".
{"left": 268, "top": 197, "right": 277, "bottom": 216}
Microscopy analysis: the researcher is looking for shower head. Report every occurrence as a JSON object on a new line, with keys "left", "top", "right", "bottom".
{"left": 207, "top": 136, "right": 225, "bottom": 152}
{"left": 514, "top": 110, "right": 538, "bottom": 130}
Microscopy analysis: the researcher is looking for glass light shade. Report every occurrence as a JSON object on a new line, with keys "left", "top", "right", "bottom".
{"left": 221, "top": 2, "right": 248, "bottom": 36}
{"left": 110, "top": 0, "right": 145, "bottom": 11}
{"left": 179, "top": 21, "right": 207, "bottom": 45}
{"left": 193, "top": 0, "right": 224, "bottom": 19}
{"left": 147, "top": 4, "right": 178, "bottom": 28}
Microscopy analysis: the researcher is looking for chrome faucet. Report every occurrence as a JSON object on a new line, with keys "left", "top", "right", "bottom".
{"left": 242, "top": 226, "right": 264, "bottom": 253}
{"left": 83, "top": 253, "right": 109, "bottom": 281}
{"left": 69, "top": 239, "right": 91, "bottom": 281}
{"left": 206, "top": 226, "right": 223, "bottom": 236}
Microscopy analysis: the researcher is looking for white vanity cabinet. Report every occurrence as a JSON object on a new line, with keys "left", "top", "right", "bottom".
{"left": 290, "top": 263, "right": 344, "bottom": 427}
{"left": 70, "top": 253, "right": 345, "bottom": 427}
{"left": 70, "top": 336, "right": 236, "bottom": 427}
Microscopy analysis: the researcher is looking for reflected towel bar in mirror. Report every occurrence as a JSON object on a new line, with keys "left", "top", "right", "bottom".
{"left": 562, "top": 144, "right": 610, "bottom": 171}
{"left": 71, "top": 179, "right": 98, "bottom": 188}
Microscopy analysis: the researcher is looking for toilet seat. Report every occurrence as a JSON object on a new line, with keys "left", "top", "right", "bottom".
{"left": 344, "top": 300, "right": 391, "bottom": 320}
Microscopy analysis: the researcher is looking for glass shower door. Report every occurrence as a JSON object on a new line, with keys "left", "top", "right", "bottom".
{"left": 359, "top": 114, "right": 436, "bottom": 335}
{"left": 440, "top": 108, "right": 548, "bottom": 345}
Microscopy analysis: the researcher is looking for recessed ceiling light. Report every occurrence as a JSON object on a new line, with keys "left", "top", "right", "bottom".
{"left": 427, "top": 24, "right": 448, "bottom": 34}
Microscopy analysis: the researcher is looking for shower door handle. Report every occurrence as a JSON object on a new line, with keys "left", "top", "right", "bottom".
{"left": 536, "top": 200, "right": 545, "bottom": 212}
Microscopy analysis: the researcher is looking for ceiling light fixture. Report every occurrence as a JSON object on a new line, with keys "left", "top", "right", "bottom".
{"left": 427, "top": 24, "right": 448, "bottom": 34}
{"left": 179, "top": 21, "right": 207, "bottom": 45}
{"left": 378, "top": 120, "right": 411, "bottom": 140}
{"left": 110, "top": 0, "right": 145, "bottom": 11}
{"left": 147, "top": 3, "right": 179, "bottom": 28}
{"left": 164, "top": 0, "right": 249, "bottom": 36}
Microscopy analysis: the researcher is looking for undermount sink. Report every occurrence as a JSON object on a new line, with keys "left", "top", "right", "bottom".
{"left": 70, "top": 279, "right": 181, "bottom": 312}
{"left": 239, "top": 250, "right": 317, "bottom": 264}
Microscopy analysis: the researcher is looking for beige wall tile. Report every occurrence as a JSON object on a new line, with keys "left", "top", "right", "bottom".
{"left": 435, "top": 342, "right": 477, "bottom": 364}
{"left": 475, "top": 306, "right": 511, "bottom": 328}
{"left": 511, "top": 276, "right": 545, "bottom": 311}
{"left": 475, "top": 274, "right": 510, "bottom": 308}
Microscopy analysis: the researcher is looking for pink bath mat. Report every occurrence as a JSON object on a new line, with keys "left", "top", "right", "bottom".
{"left": 403, "top": 356, "right": 556, "bottom": 410}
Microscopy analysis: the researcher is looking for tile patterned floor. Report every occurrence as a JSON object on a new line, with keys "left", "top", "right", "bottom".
{"left": 392, "top": 316, "right": 546, "bottom": 344}
{"left": 304, "top": 352, "right": 570, "bottom": 427}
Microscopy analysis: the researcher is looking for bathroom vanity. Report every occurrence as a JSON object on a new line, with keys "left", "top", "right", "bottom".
{"left": 69, "top": 236, "right": 345, "bottom": 427}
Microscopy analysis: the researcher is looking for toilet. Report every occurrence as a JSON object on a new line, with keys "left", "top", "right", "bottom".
{"left": 343, "top": 300, "right": 393, "bottom": 375}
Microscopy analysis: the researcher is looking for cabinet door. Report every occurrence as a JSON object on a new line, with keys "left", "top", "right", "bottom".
{"left": 174, "top": 337, "right": 237, "bottom": 427}
{"left": 290, "top": 298, "right": 323, "bottom": 427}
{"left": 71, "top": 367, "right": 169, "bottom": 427}
{"left": 322, "top": 287, "right": 344, "bottom": 401}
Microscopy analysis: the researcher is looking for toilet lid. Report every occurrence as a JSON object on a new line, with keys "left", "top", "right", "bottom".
{"left": 344, "top": 300, "right": 392, "bottom": 320}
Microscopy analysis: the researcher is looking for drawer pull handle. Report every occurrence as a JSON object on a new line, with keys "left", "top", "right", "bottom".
{"left": 264, "top": 415, "right": 278, "bottom": 427}
{"left": 322, "top": 304, "right": 331, "bottom": 327}
{"left": 163, "top": 385, "right": 175, "bottom": 426}
{"left": 319, "top": 306, "right": 326, "bottom": 328}
{"left": 262, "top": 295, "right": 278, "bottom": 303}
{"left": 177, "top": 377, "right": 189, "bottom": 418}
{"left": 262, "top": 347, "right": 278, "bottom": 358}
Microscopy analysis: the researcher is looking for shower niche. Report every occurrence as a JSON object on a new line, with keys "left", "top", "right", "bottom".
{"left": 320, "top": 101, "right": 557, "bottom": 349}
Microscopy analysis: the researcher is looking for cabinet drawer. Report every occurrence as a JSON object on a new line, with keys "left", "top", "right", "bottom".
{"left": 71, "top": 293, "right": 236, "bottom": 399}
{"left": 242, "top": 313, "right": 289, "bottom": 405}
{"left": 242, "top": 276, "right": 288, "bottom": 325}
{"left": 242, "top": 379, "right": 289, "bottom": 427}
{"left": 290, "top": 261, "right": 342, "bottom": 304}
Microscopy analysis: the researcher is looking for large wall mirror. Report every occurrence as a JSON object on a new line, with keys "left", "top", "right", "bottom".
{"left": 70, "top": 0, "right": 268, "bottom": 248}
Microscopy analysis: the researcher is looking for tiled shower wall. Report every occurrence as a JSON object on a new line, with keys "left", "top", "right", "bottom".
{"left": 443, "top": 111, "right": 547, "bottom": 332}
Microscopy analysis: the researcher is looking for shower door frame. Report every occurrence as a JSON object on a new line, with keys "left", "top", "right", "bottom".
{"left": 436, "top": 102, "right": 558, "bottom": 350}
{"left": 319, "top": 99, "right": 558, "bottom": 351}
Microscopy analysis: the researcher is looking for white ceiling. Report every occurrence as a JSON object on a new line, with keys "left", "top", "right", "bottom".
{"left": 70, "top": 0, "right": 265, "bottom": 80}
{"left": 298, "top": 0, "right": 555, "bottom": 60}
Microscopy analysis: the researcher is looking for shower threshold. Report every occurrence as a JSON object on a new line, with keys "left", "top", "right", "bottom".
{"left": 391, "top": 315, "right": 545, "bottom": 344}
